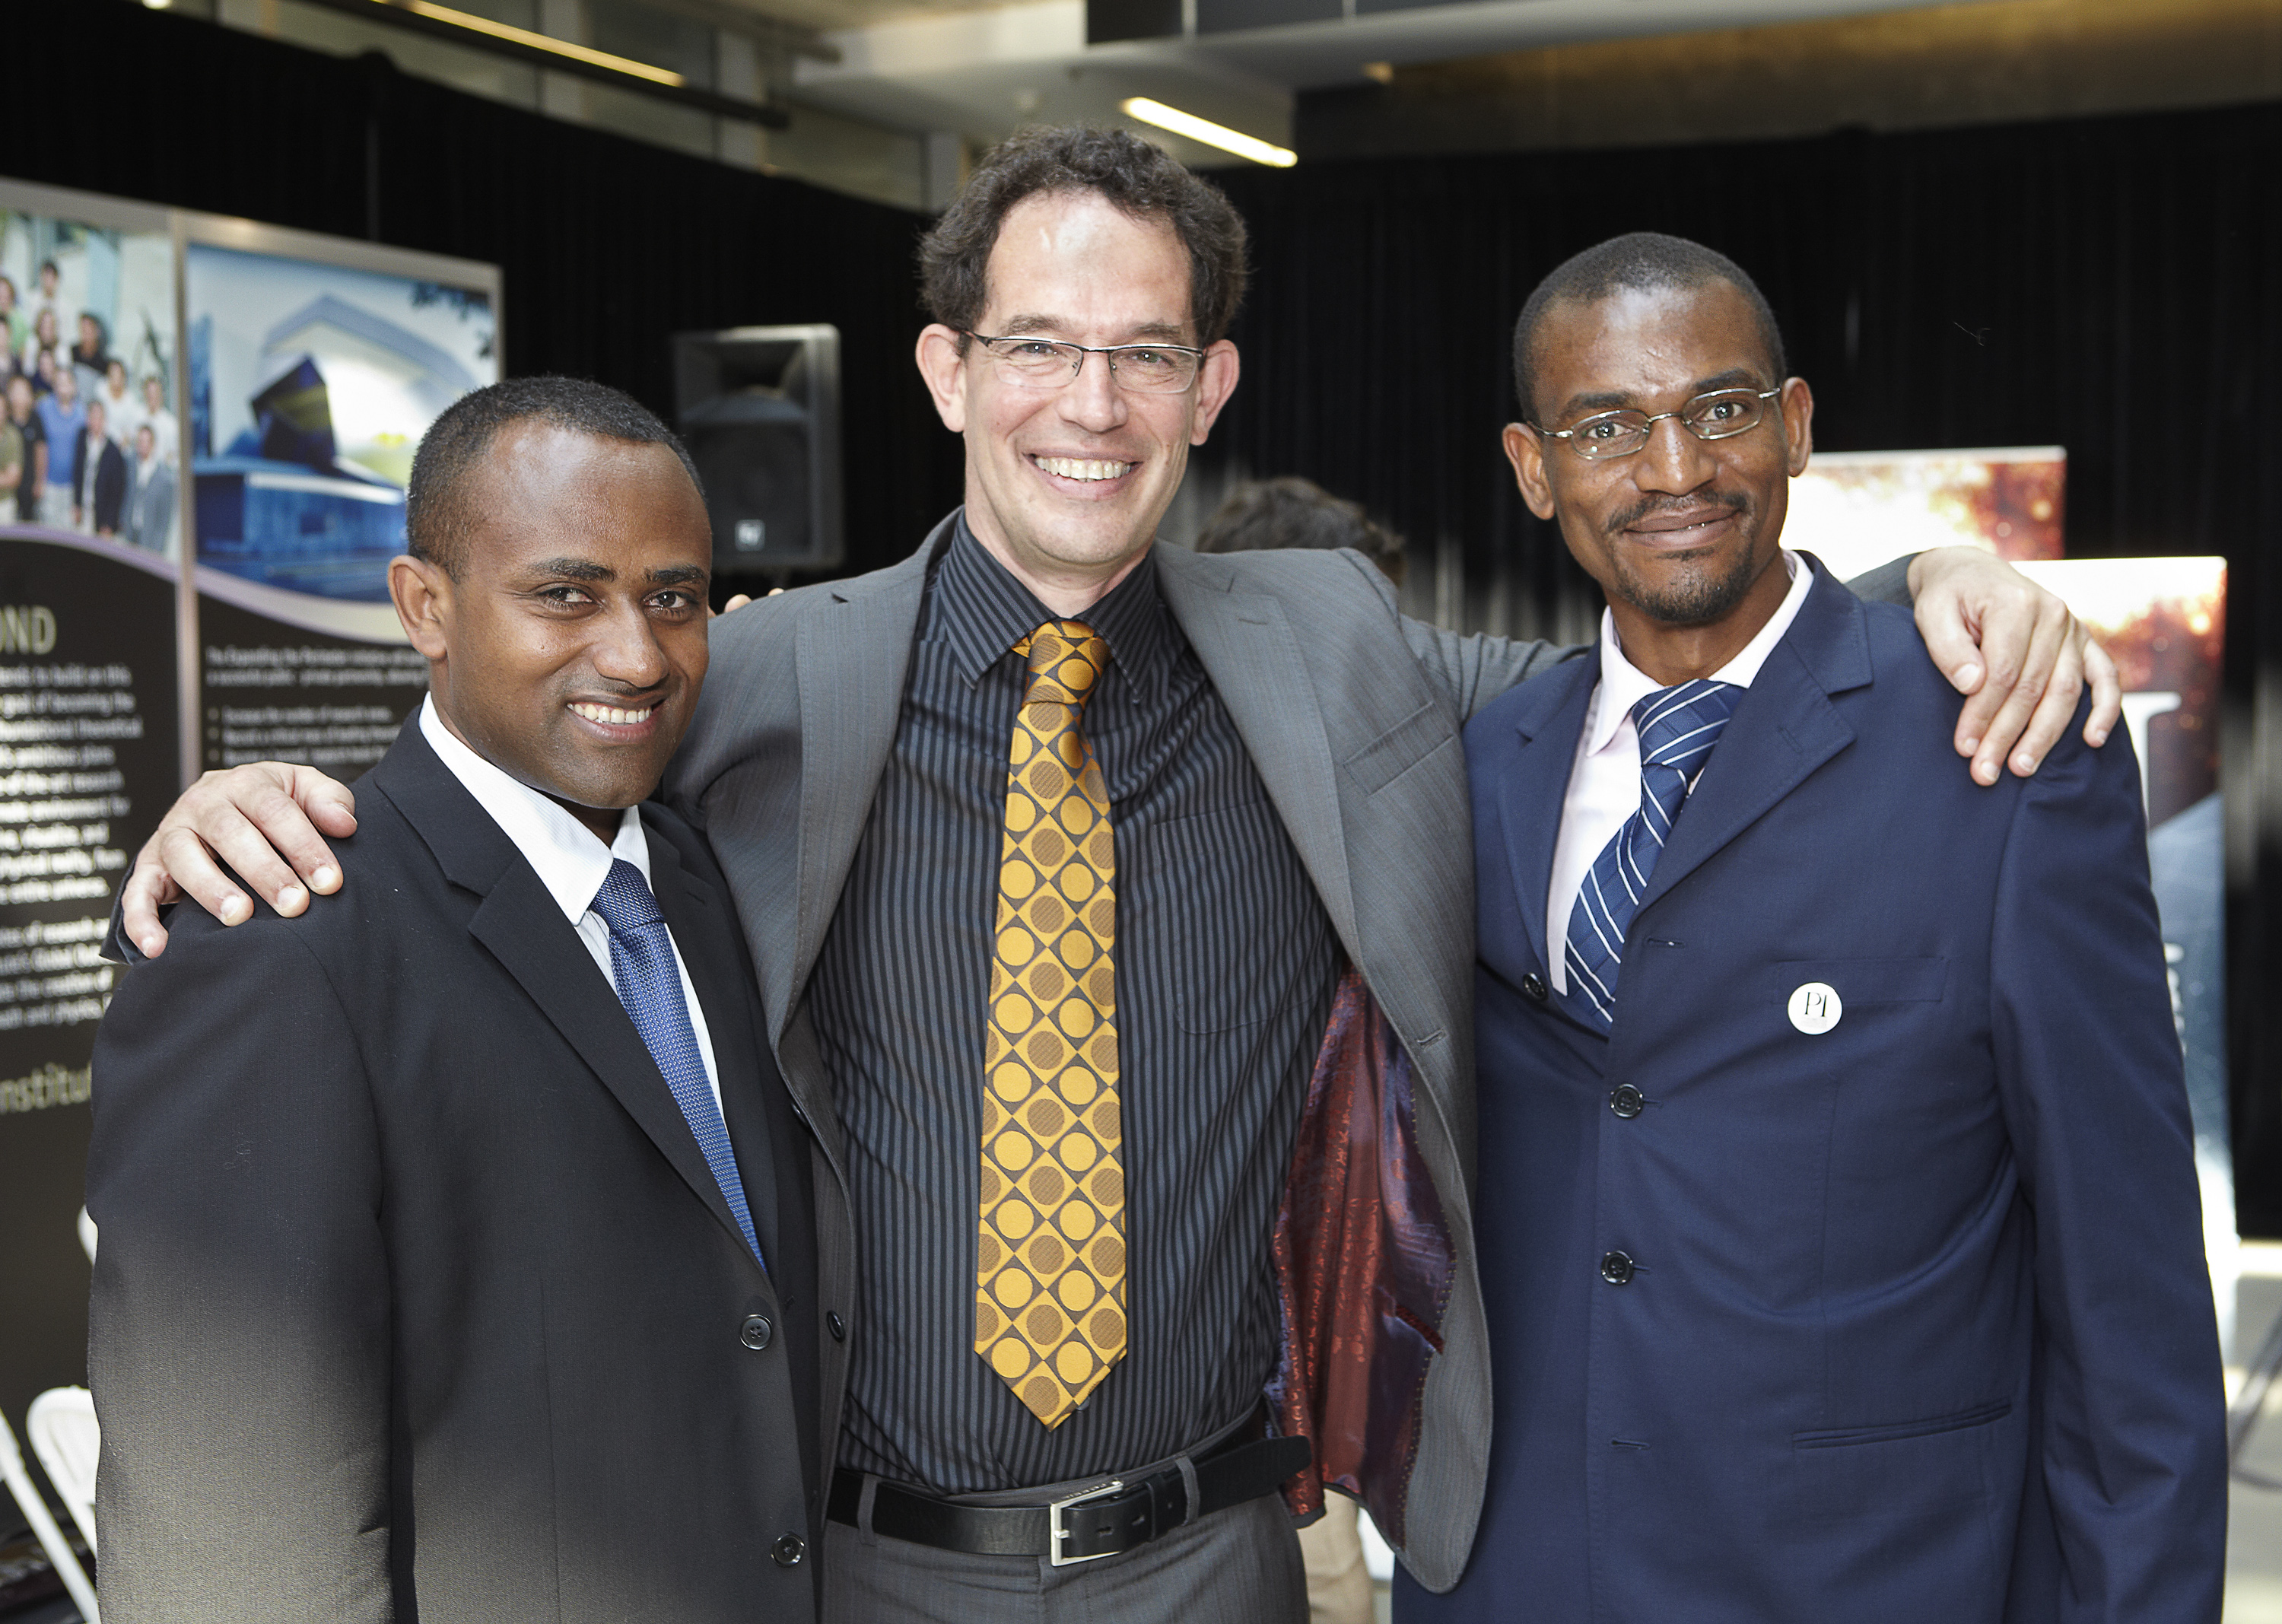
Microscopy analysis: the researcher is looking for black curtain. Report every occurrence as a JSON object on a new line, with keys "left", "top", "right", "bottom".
{"left": 1206, "top": 101, "right": 2282, "bottom": 1232}
{"left": 17, "top": 0, "right": 965, "bottom": 580}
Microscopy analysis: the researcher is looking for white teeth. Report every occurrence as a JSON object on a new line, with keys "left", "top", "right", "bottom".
{"left": 1035, "top": 456, "right": 1133, "bottom": 482}
{"left": 570, "top": 702, "right": 653, "bottom": 726}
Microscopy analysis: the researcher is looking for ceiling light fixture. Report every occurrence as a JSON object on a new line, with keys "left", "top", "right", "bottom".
{"left": 371, "top": 0, "right": 685, "bottom": 87}
{"left": 1120, "top": 98, "right": 1295, "bottom": 168}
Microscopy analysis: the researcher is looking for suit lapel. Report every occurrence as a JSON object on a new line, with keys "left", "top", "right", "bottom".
{"left": 1492, "top": 658, "right": 1600, "bottom": 989}
{"left": 777, "top": 520, "right": 942, "bottom": 1041}
{"left": 1634, "top": 565, "right": 1873, "bottom": 914}
{"left": 649, "top": 828, "right": 781, "bottom": 1276}
{"left": 373, "top": 727, "right": 768, "bottom": 1279}
{"left": 1155, "top": 545, "right": 1362, "bottom": 964}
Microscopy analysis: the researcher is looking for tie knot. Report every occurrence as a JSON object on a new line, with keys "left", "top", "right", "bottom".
{"left": 590, "top": 858, "right": 664, "bottom": 935}
{"left": 1632, "top": 679, "right": 1741, "bottom": 774}
{"left": 1015, "top": 620, "right": 1109, "bottom": 706}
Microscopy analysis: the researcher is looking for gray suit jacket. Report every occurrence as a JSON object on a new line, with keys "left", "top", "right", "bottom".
{"left": 666, "top": 510, "right": 1572, "bottom": 1590}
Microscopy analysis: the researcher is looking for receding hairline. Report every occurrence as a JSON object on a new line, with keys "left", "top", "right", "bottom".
{"left": 1527, "top": 279, "right": 1782, "bottom": 415}
{"left": 973, "top": 187, "right": 1203, "bottom": 336}
{"left": 1523, "top": 275, "right": 1784, "bottom": 423}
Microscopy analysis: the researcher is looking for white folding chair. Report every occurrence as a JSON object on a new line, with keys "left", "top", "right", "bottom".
{"left": 0, "top": 1404, "right": 97, "bottom": 1622}
{"left": 27, "top": 1387, "right": 98, "bottom": 1555}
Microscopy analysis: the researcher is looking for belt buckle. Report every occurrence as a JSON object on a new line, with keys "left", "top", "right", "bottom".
{"left": 1047, "top": 1477, "right": 1127, "bottom": 1567}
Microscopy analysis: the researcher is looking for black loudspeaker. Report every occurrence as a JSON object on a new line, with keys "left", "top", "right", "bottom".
{"left": 672, "top": 325, "right": 843, "bottom": 576}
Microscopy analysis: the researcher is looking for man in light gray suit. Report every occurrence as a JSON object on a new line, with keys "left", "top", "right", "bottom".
{"left": 119, "top": 127, "right": 2112, "bottom": 1619}
{"left": 122, "top": 423, "right": 173, "bottom": 553}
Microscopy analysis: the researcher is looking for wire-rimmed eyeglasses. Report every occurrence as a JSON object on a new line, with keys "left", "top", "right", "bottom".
{"left": 1530, "top": 386, "right": 1782, "bottom": 461}
{"left": 965, "top": 332, "right": 1206, "bottom": 395}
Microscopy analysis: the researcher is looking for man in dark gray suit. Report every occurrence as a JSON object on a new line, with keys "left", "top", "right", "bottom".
{"left": 116, "top": 129, "right": 2112, "bottom": 1620}
{"left": 90, "top": 380, "right": 833, "bottom": 1621}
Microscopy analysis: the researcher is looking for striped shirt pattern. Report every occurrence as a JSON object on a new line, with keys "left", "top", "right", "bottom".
{"left": 811, "top": 519, "right": 1340, "bottom": 1494}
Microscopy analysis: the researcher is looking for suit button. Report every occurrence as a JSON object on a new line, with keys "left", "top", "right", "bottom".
{"left": 1600, "top": 1251, "right": 1635, "bottom": 1285}
{"left": 740, "top": 1314, "right": 774, "bottom": 1351}
{"left": 771, "top": 1533, "right": 806, "bottom": 1568}
{"left": 1521, "top": 973, "right": 1548, "bottom": 1004}
{"left": 827, "top": 1311, "right": 847, "bottom": 1343}
{"left": 1609, "top": 1085, "right": 1645, "bottom": 1119}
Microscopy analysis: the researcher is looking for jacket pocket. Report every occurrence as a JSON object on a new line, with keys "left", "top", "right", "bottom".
{"left": 1339, "top": 701, "right": 1455, "bottom": 798}
{"left": 1794, "top": 1397, "right": 2010, "bottom": 1449}
{"left": 1770, "top": 955, "right": 1949, "bottom": 1007}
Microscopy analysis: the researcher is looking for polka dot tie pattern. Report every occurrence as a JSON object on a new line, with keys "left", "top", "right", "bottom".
{"left": 975, "top": 618, "right": 1127, "bottom": 1429}
{"left": 590, "top": 858, "right": 764, "bottom": 1269}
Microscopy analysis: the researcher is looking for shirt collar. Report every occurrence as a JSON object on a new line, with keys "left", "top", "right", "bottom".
{"left": 418, "top": 695, "right": 652, "bottom": 924}
{"left": 929, "top": 509, "right": 1175, "bottom": 698}
{"left": 1585, "top": 550, "right": 1816, "bottom": 755}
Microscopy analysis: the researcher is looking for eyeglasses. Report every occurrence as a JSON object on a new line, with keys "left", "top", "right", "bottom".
{"left": 964, "top": 332, "right": 1206, "bottom": 395}
{"left": 1530, "top": 387, "right": 1782, "bottom": 462}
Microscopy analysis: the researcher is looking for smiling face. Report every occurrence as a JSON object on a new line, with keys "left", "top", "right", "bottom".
{"left": 915, "top": 189, "right": 1240, "bottom": 612}
{"left": 1506, "top": 280, "right": 1812, "bottom": 682}
{"left": 391, "top": 421, "right": 712, "bottom": 842}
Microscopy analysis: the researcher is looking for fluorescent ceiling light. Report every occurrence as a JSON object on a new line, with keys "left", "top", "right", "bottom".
{"left": 1121, "top": 98, "right": 1295, "bottom": 168}
{"left": 372, "top": 0, "right": 685, "bottom": 86}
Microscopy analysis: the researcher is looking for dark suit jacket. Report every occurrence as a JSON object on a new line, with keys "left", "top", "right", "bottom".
{"left": 88, "top": 720, "right": 832, "bottom": 1622}
{"left": 74, "top": 430, "right": 124, "bottom": 532}
{"left": 1421, "top": 563, "right": 2225, "bottom": 1622}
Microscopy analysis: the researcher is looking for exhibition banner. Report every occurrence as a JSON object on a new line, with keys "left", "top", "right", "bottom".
{"left": 0, "top": 182, "right": 183, "bottom": 1435}
{"left": 187, "top": 227, "right": 497, "bottom": 777}
{"left": 0, "top": 181, "right": 498, "bottom": 1437}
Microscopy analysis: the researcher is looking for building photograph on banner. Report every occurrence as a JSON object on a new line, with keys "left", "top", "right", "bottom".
{"left": 185, "top": 227, "right": 498, "bottom": 778}
{"left": 0, "top": 177, "right": 184, "bottom": 1443}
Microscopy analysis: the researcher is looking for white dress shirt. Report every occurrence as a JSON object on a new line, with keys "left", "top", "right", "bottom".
{"left": 1546, "top": 551, "right": 1817, "bottom": 993}
{"left": 419, "top": 696, "right": 723, "bottom": 1113}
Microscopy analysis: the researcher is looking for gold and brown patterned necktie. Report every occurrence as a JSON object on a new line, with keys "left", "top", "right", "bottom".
{"left": 974, "top": 618, "right": 1127, "bottom": 1428}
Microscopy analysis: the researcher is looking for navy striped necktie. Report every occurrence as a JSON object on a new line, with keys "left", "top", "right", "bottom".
{"left": 1563, "top": 679, "right": 1742, "bottom": 1030}
{"left": 590, "top": 859, "right": 764, "bottom": 1268}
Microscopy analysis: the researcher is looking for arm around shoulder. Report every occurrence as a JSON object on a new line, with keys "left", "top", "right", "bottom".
{"left": 88, "top": 917, "right": 395, "bottom": 1622}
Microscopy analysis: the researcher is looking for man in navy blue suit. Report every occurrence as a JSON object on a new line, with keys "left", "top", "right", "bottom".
{"left": 1406, "top": 234, "right": 2226, "bottom": 1622}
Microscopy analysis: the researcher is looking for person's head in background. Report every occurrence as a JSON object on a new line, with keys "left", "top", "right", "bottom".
{"left": 1192, "top": 475, "right": 1407, "bottom": 587}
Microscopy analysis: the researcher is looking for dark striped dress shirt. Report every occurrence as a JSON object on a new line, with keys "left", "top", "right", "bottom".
{"left": 812, "top": 516, "right": 1339, "bottom": 1494}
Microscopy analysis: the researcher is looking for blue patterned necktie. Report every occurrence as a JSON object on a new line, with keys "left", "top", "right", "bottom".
{"left": 1563, "top": 679, "right": 1743, "bottom": 1029}
{"left": 590, "top": 858, "right": 763, "bottom": 1268}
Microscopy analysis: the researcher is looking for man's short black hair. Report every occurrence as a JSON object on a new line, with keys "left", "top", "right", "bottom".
{"left": 1511, "top": 232, "right": 1787, "bottom": 422}
{"left": 405, "top": 377, "right": 703, "bottom": 579}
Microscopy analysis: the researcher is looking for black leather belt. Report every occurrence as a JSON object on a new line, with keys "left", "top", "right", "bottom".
{"left": 828, "top": 1431, "right": 1312, "bottom": 1567}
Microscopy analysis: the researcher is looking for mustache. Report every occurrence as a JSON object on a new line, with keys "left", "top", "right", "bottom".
{"left": 1603, "top": 490, "right": 1750, "bottom": 537}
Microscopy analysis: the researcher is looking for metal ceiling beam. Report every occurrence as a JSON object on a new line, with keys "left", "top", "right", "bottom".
{"left": 288, "top": 0, "right": 795, "bottom": 126}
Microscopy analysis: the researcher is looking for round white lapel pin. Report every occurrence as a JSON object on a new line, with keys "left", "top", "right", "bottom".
{"left": 1788, "top": 981, "right": 1842, "bottom": 1035}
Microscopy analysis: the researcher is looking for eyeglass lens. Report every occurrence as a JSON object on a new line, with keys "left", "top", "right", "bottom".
{"left": 980, "top": 338, "right": 1200, "bottom": 393}
{"left": 1565, "top": 389, "right": 1771, "bottom": 459}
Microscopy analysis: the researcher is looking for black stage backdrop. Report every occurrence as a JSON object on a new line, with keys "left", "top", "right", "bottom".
{"left": 14, "top": 5, "right": 2282, "bottom": 1227}
{"left": 1204, "top": 103, "right": 2282, "bottom": 1231}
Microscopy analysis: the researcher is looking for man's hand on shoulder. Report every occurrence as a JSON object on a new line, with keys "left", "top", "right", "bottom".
{"left": 1906, "top": 545, "right": 2122, "bottom": 785}
{"left": 122, "top": 763, "right": 359, "bottom": 959}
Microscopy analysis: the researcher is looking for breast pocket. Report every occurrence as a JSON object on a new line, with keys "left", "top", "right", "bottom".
{"left": 1769, "top": 957, "right": 1947, "bottom": 1035}
{"left": 1146, "top": 802, "right": 1330, "bottom": 1034}
{"left": 1338, "top": 701, "right": 1456, "bottom": 798}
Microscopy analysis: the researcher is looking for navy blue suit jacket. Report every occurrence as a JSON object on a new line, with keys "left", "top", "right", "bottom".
{"left": 1404, "top": 562, "right": 2224, "bottom": 1623}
